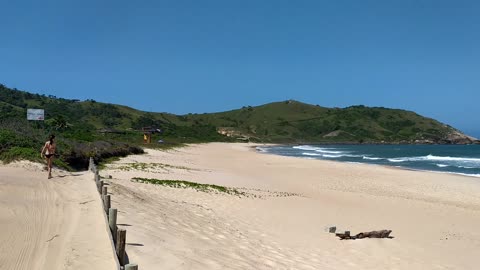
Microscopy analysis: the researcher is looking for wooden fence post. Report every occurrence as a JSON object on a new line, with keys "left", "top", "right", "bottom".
{"left": 102, "top": 186, "right": 108, "bottom": 198}
{"left": 89, "top": 159, "right": 137, "bottom": 268}
{"left": 116, "top": 229, "right": 127, "bottom": 266}
{"left": 99, "top": 180, "right": 104, "bottom": 193}
{"left": 109, "top": 208, "right": 117, "bottom": 240}
{"left": 125, "top": 264, "right": 138, "bottom": 270}
{"left": 104, "top": 195, "right": 111, "bottom": 213}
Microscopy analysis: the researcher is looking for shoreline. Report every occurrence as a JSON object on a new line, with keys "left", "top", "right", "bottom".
{"left": 251, "top": 141, "right": 480, "bottom": 146}
{"left": 253, "top": 144, "right": 480, "bottom": 179}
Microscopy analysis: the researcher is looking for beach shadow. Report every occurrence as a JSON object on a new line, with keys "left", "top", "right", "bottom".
{"left": 343, "top": 236, "right": 395, "bottom": 241}
{"left": 124, "top": 252, "right": 130, "bottom": 265}
{"left": 117, "top": 223, "right": 132, "bottom": 227}
{"left": 56, "top": 173, "right": 83, "bottom": 178}
{"left": 127, "top": 243, "right": 144, "bottom": 247}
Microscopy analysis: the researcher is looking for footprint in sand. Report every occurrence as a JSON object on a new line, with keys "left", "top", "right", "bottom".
{"left": 263, "top": 259, "right": 276, "bottom": 267}
{"left": 182, "top": 228, "right": 197, "bottom": 234}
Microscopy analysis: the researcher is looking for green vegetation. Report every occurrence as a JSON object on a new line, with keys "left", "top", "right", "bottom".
{"left": 0, "top": 118, "right": 144, "bottom": 170}
{"left": 0, "top": 146, "right": 40, "bottom": 163}
{"left": 131, "top": 177, "right": 245, "bottom": 196}
{"left": 183, "top": 102, "right": 469, "bottom": 144}
{"left": 0, "top": 83, "right": 475, "bottom": 168}
{"left": 109, "top": 162, "right": 195, "bottom": 172}
{"left": 0, "top": 84, "right": 231, "bottom": 144}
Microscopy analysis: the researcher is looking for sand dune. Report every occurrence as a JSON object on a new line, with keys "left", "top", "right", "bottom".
{"left": 0, "top": 162, "right": 117, "bottom": 270}
{"left": 101, "top": 143, "right": 480, "bottom": 270}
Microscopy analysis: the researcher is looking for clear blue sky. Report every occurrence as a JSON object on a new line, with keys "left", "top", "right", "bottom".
{"left": 1, "top": 1, "right": 479, "bottom": 137}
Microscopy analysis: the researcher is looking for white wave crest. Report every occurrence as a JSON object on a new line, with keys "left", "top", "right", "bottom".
{"left": 453, "top": 173, "right": 480, "bottom": 178}
{"left": 256, "top": 147, "right": 268, "bottom": 153}
{"left": 386, "top": 155, "right": 480, "bottom": 165}
{"left": 322, "top": 154, "right": 344, "bottom": 158}
{"left": 293, "top": 145, "right": 321, "bottom": 151}
{"left": 314, "top": 149, "right": 345, "bottom": 154}
{"left": 363, "top": 156, "right": 383, "bottom": 160}
{"left": 459, "top": 166, "right": 476, "bottom": 169}
{"left": 302, "top": 152, "right": 322, "bottom": 156}
{"left": 302, "top": 152, "right": 363, "bottom": 159}
{"left": 425, "top": 155, "right": 480, "bottom": 163}
{"left": 388, "top": 158, "right": 407, "bottom": 162}
{"left": 436, "top": 164, "right": 449, "bottom": 168}
{"left": 293, "top": 145, "right": 346, "bottom": 154}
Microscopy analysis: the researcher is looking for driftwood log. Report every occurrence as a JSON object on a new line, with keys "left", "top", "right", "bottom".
{"left": 336, "top": 230, "right": 392, "bottom": 240}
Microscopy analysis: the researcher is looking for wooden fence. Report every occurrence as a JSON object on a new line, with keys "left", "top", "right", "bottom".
{"left": 89, "top": 157, "right": 139, "bottom": 270}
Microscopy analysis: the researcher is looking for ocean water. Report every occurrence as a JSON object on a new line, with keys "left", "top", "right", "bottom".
{"left": 257, "top": 144, "right": 480, "bottom": 178}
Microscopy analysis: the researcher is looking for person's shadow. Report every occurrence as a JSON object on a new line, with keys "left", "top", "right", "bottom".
{"left": 56, "top": 173, "right": 83, "bottom": 178}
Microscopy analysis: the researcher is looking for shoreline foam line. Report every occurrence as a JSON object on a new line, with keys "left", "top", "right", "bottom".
{"left": 256, "top": 146, "right": 480, "bottom": 178}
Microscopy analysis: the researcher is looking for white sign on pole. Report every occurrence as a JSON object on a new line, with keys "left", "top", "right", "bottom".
{"left": 27, "top": 109, "right": 45, "bottom": 121}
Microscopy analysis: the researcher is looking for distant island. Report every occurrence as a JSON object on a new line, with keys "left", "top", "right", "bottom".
{"left": 0, "top": 83, "right": 478, "bottom": 170}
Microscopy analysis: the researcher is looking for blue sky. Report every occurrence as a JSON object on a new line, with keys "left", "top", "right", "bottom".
{"left": 1, "top": 1, "right": 479, "bottom": 137}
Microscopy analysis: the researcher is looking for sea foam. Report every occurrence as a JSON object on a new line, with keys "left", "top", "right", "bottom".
{"left": 363, "top": 156, "right": 383, "bottom": 160}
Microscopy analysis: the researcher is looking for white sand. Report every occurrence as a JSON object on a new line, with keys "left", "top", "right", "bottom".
{"left": 104, "top": 143, "right": 480, "bottom": 269}
{"left": 0, "top": 161, "right": 117, "bottom": 270}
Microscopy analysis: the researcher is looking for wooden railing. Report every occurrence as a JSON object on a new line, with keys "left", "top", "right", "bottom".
{"left": 89, "top": 157, "right": 138, "bottom": 270}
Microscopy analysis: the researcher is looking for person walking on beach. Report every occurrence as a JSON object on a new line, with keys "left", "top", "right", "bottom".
{"left": 41, "top": 134, "right": 56, "bottom": 179}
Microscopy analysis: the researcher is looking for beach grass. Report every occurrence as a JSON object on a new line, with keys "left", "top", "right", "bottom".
{"left": 131, "top": 177, "right": 245, "bottom": 196}
{"left": 113, "top": 162, "right": 195, "bottom": 171}
{"left": 0, "top": 146, "right": 40, "bottom": 163}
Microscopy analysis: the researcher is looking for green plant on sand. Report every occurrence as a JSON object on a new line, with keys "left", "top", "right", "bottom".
{"left": 131, "top": 177, "right": 245, "bottom": 196}
{"left": 111, "top": 162, "right": 195, "bottom": 171}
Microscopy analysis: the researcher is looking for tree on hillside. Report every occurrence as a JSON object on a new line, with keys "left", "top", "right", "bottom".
{"left": 48, "top": 116, "right": 72, "bottom": 130}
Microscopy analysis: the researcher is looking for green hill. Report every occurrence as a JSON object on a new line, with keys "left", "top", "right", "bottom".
{"left": 186, "top": 100, "right": 476, "bottom": 144}
{"left": 0, "top": 84, "right": 477, "bottom": 169}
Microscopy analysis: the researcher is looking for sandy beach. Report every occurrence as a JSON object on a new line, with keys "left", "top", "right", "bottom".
{"left": 97, "top": 143, "right": 480, "bottom": 270}
{"left": 0, "top": 162, "right": 117, "bottom": 270}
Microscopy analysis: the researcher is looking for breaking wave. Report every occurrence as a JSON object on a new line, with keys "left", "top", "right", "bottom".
{"left": 293, "top": 145, "right": 346, "bottom": 154}
{"left": 363, "top": 156, "right": 383, "bottom": 160}
{"left": 262, "top": 145, "right": 480, "bottom": 178}
{"left": 436, "top": 164, "right": 449, "bottom": 168}
{"left": 386, "top": 155, "right": 480, "bottom": 166}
